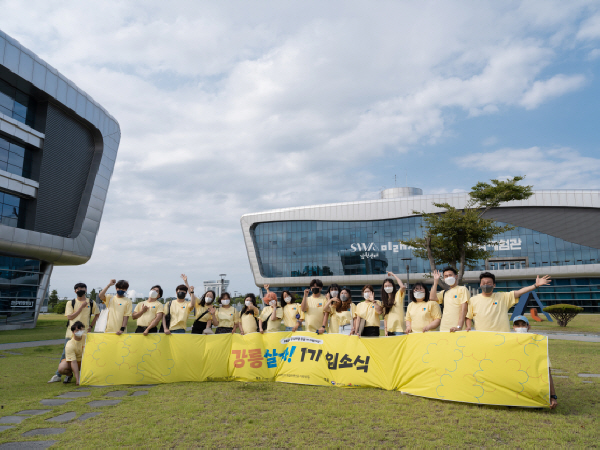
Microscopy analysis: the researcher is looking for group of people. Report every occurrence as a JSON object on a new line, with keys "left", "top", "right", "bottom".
{"left": 45, "top": 269, "right": 557, "bottom": 408}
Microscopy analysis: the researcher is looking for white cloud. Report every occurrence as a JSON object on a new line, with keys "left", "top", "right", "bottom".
{"left": 520, "top": 74, "right": 586, "bottom": 109}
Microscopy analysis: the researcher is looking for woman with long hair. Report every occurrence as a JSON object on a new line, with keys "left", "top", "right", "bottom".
{"left": 353, "top": 285, "right": 383, "bottom": 337}
{"left": 324, "top": 287, "right": 355, "bottom": 335}
{"left": 405, "top": 271, "right": 442, "bottom": 333}
{"left": 212, "top": 292, "right": 240, "bottom": 334}
{"left": 382, "top": 272, "right": 406, "bottom": 336}
{"left": 236, "top": 293, "right": 259, "bottom": 335}
{"left": 281, "top": 290, "right": 303, "bottom": 332}
{"left": 190, "top": 289, "right": 217, "bottom": 334}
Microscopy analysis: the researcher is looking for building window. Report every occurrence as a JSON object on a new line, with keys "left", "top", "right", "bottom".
{"left": 0, "top": 256, "right": 41, "bottom": 326}
{"left": 0, "top": 191, "right": 27, "bottom": 228}
{"left": 0, "top": 134, "right": 33, "bottom": 179}
{"left": 0, "top": 79, "right": 37, "bottom": 128}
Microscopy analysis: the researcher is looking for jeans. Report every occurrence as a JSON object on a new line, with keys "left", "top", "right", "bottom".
{"left": 56, "top": 338, "right": 70, "bottom": 376}
{"left": 170, "top": 329, "right": 186, "bottom": 334}
{"left": 284, "top": 326, "right": 297, "bottom": 332}
{"left": 387, "top": 331, "right": 405, "bottom": 336}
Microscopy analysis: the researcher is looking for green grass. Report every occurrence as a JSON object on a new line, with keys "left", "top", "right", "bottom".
{"left": 524, "top": 313, "right": 600, "bottom": 334}
{"left": 0, "top": 340, "right": 598, "bottom": 447}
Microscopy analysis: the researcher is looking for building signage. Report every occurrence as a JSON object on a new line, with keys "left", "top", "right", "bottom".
{"left": 10, "top": 300, "right": 34, "bottom": 308}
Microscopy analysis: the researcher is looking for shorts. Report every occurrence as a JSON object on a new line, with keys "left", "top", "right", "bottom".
{"left": 135, "top": 326, "right": 158, "bottom": 334}
{"left": 216, "top": 327, "right": 233, "bottom": 334}
{"left": 361, "top": 326, "right": 380, "bottom": 337}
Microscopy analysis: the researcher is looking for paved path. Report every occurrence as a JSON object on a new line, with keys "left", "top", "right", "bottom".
{"left": 0, "top": 339, "right": 65, "bottom": 351}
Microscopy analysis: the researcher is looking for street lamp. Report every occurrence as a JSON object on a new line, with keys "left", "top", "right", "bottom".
{"left": 401, "top": 258, "right": 412, "bottom": 300}
{"left": 219, "top": 274, "right": 226, "bottom": 297}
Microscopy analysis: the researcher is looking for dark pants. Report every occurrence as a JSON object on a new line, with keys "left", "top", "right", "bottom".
{"left": 191, "top": 321, "right": 210, "bottom": 334}
{"left": 215, "top": 327, "right": 233, "bottom": 334}
{"left": 135, "top": 326, "right": 158, "bottom": 334}
{"left": 361, "top": 326, "right": 380, "bottom": 337}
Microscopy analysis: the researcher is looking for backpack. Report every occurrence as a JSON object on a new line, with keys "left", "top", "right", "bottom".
{"left": 66, "top": 299, "right": 94, "bottom": 327}
{"left": 164, "top": 301, "right": 173, "bottom": 329}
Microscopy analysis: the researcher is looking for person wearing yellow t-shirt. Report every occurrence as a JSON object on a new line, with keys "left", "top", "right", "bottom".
{"left": 324, "top": 287, "right": 355, "bottom": 334}
{"left": 467, "top": 272, "right": 552, "bottom": 332}
{"left": 57, "top": 321, "right": 86, "bottom": 385}
{"left": 49, "top": 282, "right": 99, "bottom": 384}
{"left": 281, "top": 290, "right": 303, "bottom": 332}
{"left": 163, "top": 284, "right": 193, "bottom": 334}
{"left": 212, "top": 292, "right": 240, "bottom": 334}
{"left": 354, "top": 285, "right": 383, "bottom": 337}
{"left": 434, "top": 267, "right": 470, "bottom": 332}
{"left": 99, "top": 279, "right": 133, "bottom": 335}
{"left": 259, "top": 290, "right": 283, "bottom": 333}
{"left": 132, "top": 285, "right": 164, "bottom": 335}
{"left": 237, "top": 293, "right": 260, "bottom": 335}
{"left": 301, "top": 279, "right": 327, "bottom": 333}
{"left": 181, "top": 274, "right": 216, "bottom": 334}
{"left": 382, "top": 272, "right": 406, "bottom": 336}
{"left": 405, "top": 274, "right": 442, "bottom": 333}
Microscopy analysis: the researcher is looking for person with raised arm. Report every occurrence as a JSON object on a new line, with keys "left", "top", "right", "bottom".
{"left": 259, "top": 285, "right": 283, "bottom": 333}
{"left": 324, "top": 287, "right": 355, "bottom": 335}
{"left": 301, "top": 279, "right": 326, "bottom": 333}
{"left": 281, "top": 290, "right": 303, "bottom": 332}
{"left": 132, "top": 285, "right": 164, "bottom": 335}
{"left": 162, "top": 284, "right": 193, "bottom": 334}
{"left": 99, "top": 279, "right": 132, "bottom": 335}
{"left": 353, "top": 285, "right": 383, "bottom": 337}
{"left": 181, "top": 274, "right": 216, "bottom": 334}
{"left": 382, "top": 272, "right": 406, "bottom": 336}
{"left": 406, "top": 271, "right": 442, "bottom": 333}
{"left": 435, "top": 267, "right": 470, "bottom": 332}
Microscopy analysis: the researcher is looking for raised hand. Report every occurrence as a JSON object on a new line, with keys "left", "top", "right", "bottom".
{"left": 181, "top": 274, "right": 188, "bottom": 283}
{"left": 387, "top": 271, "right": 394, "bottom": 277}
{"left": 433, "top": 270, "right": 440, "bottom": 281}
{"left": 304, "top": 288, "right": 310, "bottom": 297}
{"left": 109, "top": 279, "right": 116, "bottom": 286}
{"left": 264, "top": 284, "right": 270, "bottom": 291}
{"left": 141, "top": 304, "right": 149, "bottom": 313}
{"left": 535, "top": 275, "right": 551, "bottom": 287}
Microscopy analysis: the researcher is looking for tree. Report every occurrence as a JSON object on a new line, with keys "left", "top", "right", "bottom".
{"left": 543, "top": 304, "right": 584, "bottom": 327}
{"left": 48, "top": 289, "right": 59, "bottom": 311}
{"left": 401, "top": 176, "right": 533, "bottom": 285}
{"left": 89, "top": 288, "right": 97, "bottom": 302}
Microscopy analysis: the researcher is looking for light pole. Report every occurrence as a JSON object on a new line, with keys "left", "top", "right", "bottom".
{"left": 219, "top": 274, "right": 226, "bottom": 297}
{"left": 401, "top": 258, "right": 412, "bottom": 302}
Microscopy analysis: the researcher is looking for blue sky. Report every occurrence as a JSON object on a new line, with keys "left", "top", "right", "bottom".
{"left": 1, "top": 0, "right": 599, "bottom": 298}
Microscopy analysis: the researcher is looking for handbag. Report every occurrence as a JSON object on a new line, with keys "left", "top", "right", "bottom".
{"left": 94, "top": 298, "right": 109, "bottom": 333}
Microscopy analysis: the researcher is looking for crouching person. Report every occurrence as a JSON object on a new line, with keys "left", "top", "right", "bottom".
{"left": 57, "top": 321, "right": 86, "bottom": 385}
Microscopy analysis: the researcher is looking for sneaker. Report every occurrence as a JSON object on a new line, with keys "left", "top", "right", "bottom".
{"left": 48, "top": 375, "right": 62, "bottom": 383}
{"left": 63, "top": 375, "right": 73, "bottom": 384}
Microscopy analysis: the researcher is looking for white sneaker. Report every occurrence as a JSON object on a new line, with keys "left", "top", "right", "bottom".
{"left": 48, "top": 375, "right": 62, "bottom": 383}
{"left": 63, "top": 375, "right": 73, "bottom": 384}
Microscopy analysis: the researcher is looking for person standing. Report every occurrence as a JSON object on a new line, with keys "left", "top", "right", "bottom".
{"left": 301, "top": 279, "right": 327, "bottom": 333}
{"left": 48, "top": 282, "right": 99, "bottom": 383}
{"left": 212, "top": 292, "right": 240, "bottom": 334}
{"left": 132, "top": 285, "right": 164, "bottom": 335}
{"left": 354, "top": 285, "right": 383, "bottom": 337}
{"left": 405, "top": 274, "right": 442, "bottom": 333}
{"left": 238, "top": 293, "right": 260, "bottom": 335}
{"left": 467, "top": 272, "right": 551, "bottom": 332}
{"left": 434, "top": 267, "right": 470, "bottom": 332}
{"left": 382, "top": 272, "right": 406, "bottom": 336}
{"left": 99, "top": 279, "right": 132, "bottom": 335}
{"left": 181, "top": 274, "right": 216, "bottom": 334}
{"left": 324, "top": 287, "right": 355, "bottom": 335}
{"left": 162, "top": 284, "right": 193, "bottom": 334}
{"left": 281, "top": 290, "right": 303, "bottom": 332}
{"left": 259, "top": 288, "right": 283, "bottom": 333}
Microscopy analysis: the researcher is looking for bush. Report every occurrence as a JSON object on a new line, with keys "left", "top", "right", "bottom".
{"left": 543, "top": 304, "right": 584, "bottom": 327}
{"left": 54, "top": 300, "right": 69, "bottom": 315}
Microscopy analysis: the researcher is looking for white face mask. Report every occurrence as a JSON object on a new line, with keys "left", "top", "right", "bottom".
{"left": 515, "top": 327, "right": 529, "bottom": 334}
{"left": 205, "top": 297, "right": 213, "bottom": 304}
{"left": 245, "top": 300, "right": 252, "bottom": 307}
{"left": 149, "top": 290, "right": 159, "bottom": 299}
{"left": 284, "top": 296, "right": 292, "bottom": 303}
{"left": 414, "top": 291, "right": 425, "bottom": 300}
{"left": 384, "top": 286, "right": 393, "bottom": 293}
{"left": 445, "top": 277, "right": 456, "bottom": 286}
{"left": 221, "top": 299, "right": 230, "bottom": 305}
{"left": 269, "top": 300, "right": 276, "bottom": 307}
{"left": 340, "top": 294, "right": 348, "bottom": 301}
{"left": 74, "top": 330, "right": 85, "bottom": 337}
{"left": 363, "top": 292, "right": 371, "bottom": 300}
{"left": 330, "top": 290, "right": 338, "bottom": 298}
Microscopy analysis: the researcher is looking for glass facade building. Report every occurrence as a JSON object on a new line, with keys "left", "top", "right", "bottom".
{"left": 0, "top": 256, "right": 41, "bottom": 326}
{"left": 0, "top": 78, "right": 37, "bottom": 128}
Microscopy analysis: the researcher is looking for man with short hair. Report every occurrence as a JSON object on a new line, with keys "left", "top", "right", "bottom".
{"left": 48, "top": 282, "right": 99, "bottom": 383}
{"left": 301, "top": 279, "right": 326, "bottom": 333}
{"left": 99, "top": 279, "right": 132, "bottom": 335}
{"left": 513, "top": 315, "right": 558, "bottom": 409}
{"left": 467, "top": 272, "right": 551, "bottom": 332}
{"left": 56, "top": 321, "right": 87, "bottom": 385}
{"left": 434, "top": 267, "right": 470, "bottom": 332}
{"left": 162, "top": 284, "right": 193, "bottom": 334}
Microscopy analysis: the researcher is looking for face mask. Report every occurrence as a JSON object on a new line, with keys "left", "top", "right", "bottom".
{"left": 205, "top": 297, "right": 213, "bottom": 304}
{"left": 384, "top": 286, "right": 393, "bottom": 294}
{"left": 515, "top": 327, "right": 528, "bottom": 334}
{"left": 284, "top": 297, "right": 292, "bottom": 303}
{"left": 481, "top": 285, "right": 494, "bottom": 294}
{"left": 76, "top": 289, "right": 86, "bottom": 298}
{"left": 149, "top": 290, "right": 159, "bottom": 299}
{"left": 363, "top": 292, "right": 371, "bottom": 300}
{"left": 445, "top": 277, "right": 456, "bottom": 286}
{"left": 177, "top": 291, "right": 186, "bottom": 300}
{"left": 117, "top": 290, "right": 126, "bottom": 297}
{"left": 312, "top": 287, "right": 320, "bottom": 295}
{"left": 330, "top": 290, "right": 338, "bottom": 298}
{"left": 245, "top": 300, "right": 252, "bottom": 307}
{"left": 414, "top": 292, "right": 425, "bottom": 300}
{"left": 74, "top": 330, "right": 85, "bottom": 337}
{"left": 340, "top": 294, "right": 348, "bottom": 301}
{"left": 269, "top": 300, "right": 276, "bottom": 307}
{"left": 221, "top": 299, "right": 230, "bottom": 305}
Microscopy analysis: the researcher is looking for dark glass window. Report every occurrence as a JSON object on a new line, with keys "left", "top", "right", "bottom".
{"left": 0, "top": 79, "right": 36, "bottom": 128}
{"left": 0, "top": 256, "right": 41, "bottom": 326}
{"left": 0, "top": 135, "right": 33, "bottom": 179}
{"left": 0, "top": 191, "right": 27, "bottom": 228}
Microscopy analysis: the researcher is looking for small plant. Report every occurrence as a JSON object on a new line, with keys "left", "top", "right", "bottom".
{"left": 54, "top": 300, "right": 68, "bottom": 315}
{"left": 543, "top": 304, "right": 584, "bottom": 327}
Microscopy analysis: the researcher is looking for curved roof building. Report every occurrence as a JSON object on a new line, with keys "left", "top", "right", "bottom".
{"left": 241, "top": 188, "right": 600, "bottom": 312}
{"left": 0, "top": 30, "right": 120, "bottom": 329}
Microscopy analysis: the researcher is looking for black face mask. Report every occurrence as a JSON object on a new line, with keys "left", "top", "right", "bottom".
{"left": 76, "top": 289, "right": 86, "bottom": 298}
{"left": 177, "top": 291, "right": 186, "bottom": 299}
{"left": 312, "top": 287, "right": 320, "bottom": 295}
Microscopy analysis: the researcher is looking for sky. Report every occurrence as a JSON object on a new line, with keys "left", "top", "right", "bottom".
{"left": 1, "top": 0, "right": 600, "bottom": 299}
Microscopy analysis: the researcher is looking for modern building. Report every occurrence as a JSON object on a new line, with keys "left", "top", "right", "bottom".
{"left": 204, "top": 278, "right": 230, "bottom": 298}
{"left": 241, "top": 187, "right": 600, "bottom": 313}
{"left": 0, "top": 30, "right": 120, "bottom": 329}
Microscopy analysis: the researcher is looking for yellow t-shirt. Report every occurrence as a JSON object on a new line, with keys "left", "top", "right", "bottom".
{"left": 436, "top": 286, "right": 470, "bottom": 332}
{"left": 282, "top": 303, "right": 304, "bottom": 327}
{"left": 193, "top": 305, "right": 213, "bottom": 323}
{"left": 64, "top": 336, "right": 85, "bottom": 362}
{"left": 355, "top": 300, "right": 382, "bottom": 327}
{"left": 303, "top": 295, "right": 326, "bottom": 332}
{"left": 259, "top": 306, "right": 284, "bottom": 332}
{"left": 134, "top": 300, "right": 164, "bottom": 327}
{"left": 103, "top": 295, "right": 133, "bottom": 333}
{"left": 215, "top": 306, "right": 239, "bottom": 328}
{"left": 384, "top": 289, "right": 405, "bottom": 333}
{"left": 467, "top": 291, "right": 517, "bottom": 332}
{"left": 406, "top": 301, "right": 442, "bottom": 332}
{"left": 166, "top": 300, "right": 193, "bottom": 331}
{"left": 64, "top": 299, "right": 100, "bottom": 338}
{"left": 240, "top": 310, "right": 258, "bottom": 333}
{"left": 329, "top": 303, "right": 356, "bottom": 333}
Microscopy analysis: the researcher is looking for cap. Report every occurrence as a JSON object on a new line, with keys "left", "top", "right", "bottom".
{"left": 512, "top": 315, "right": 529, "bottom": 325}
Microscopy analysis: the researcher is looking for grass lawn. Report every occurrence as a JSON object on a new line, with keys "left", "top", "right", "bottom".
{"left": 525, "top": 313, "right": 600, "bottom": 334}
{"left": 0, "top": 339, "right": 597, "bottom": 447}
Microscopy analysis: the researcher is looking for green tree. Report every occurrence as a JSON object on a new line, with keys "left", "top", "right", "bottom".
{"left": 401, "top": 176, "right": 533, "bottom": 285}
{"left": 89, "top": 288, "right": 97, "bottom": 302}
{"left": 48, "top": 289, "right": 59, "bottom": 311}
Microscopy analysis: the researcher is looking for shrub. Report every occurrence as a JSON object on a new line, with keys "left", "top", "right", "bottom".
{"left": 543, "top": 304, "right": 584, "bottom": 327}
{"left": 54, "top": 300, "right": 69, "bottom": 315}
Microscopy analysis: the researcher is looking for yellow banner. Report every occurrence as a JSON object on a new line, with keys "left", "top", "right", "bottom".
{"left": 81, "top": 331, "right": 551, "bottom": 407}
